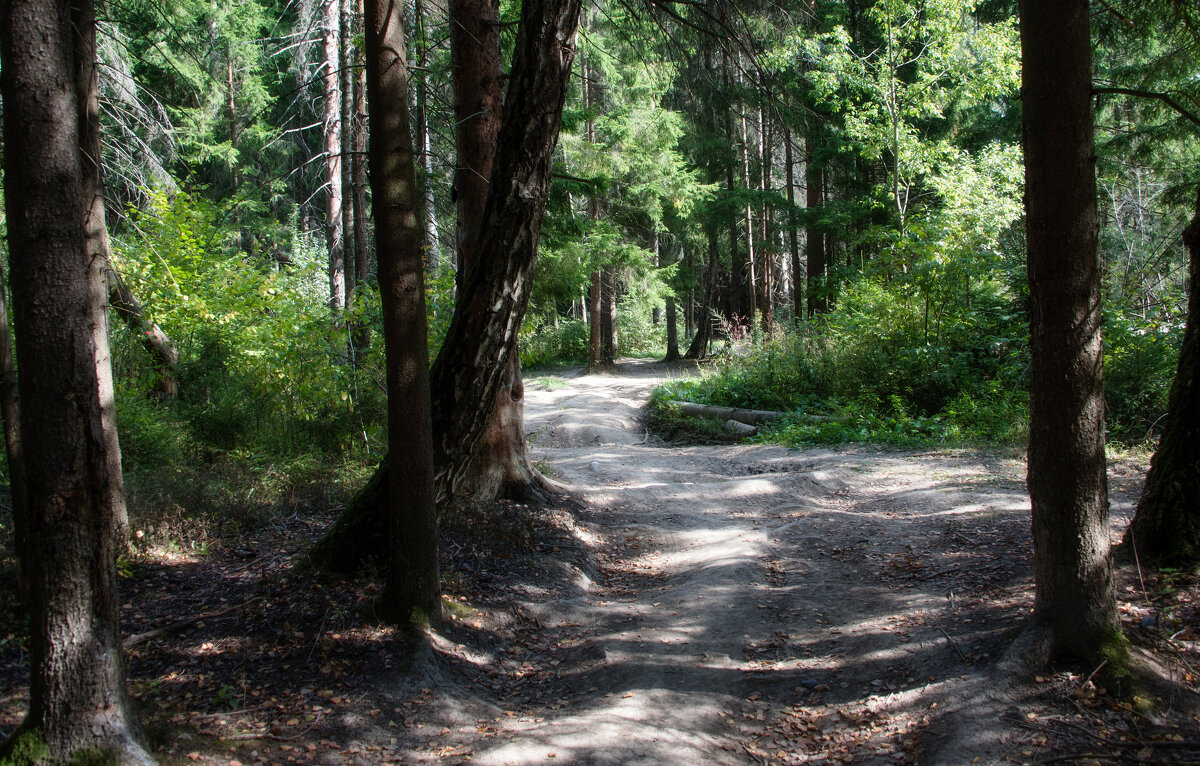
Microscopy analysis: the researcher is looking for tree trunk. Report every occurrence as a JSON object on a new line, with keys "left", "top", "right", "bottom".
{"left": 1019, "top": 0, "right": 1120, "bottom": 667}
{"left": 350, "top": 0, "right": 370, "bottom": 354}
{"left": 1125, "top": 187, "right": 1200, "bottom": 566}
{"left": 0, "top": 0, "right": 152, "bottom": 759}
{"left": 364, "top": 0, "right": 440, "bottom": 622}
{"left": 450, "top": 0, "right": 502, "bottom": 290}
{"left": 414, "top": 0, "right": 441, "bottom": 270}
{"left": 587, "top": 269, "right": 603, "bottom": 370}
{"left": 340, "top": 0, "right": 357, "bottom": 308}
{"left": 805, "top": 126, "right": 827, "bottom": 317}
{"left": 785, "top": 127, "right": 803, "bottom": 324}
{"left": 310, "top": 0, "right": 582, "bottom": 570}
{"left": 740, "top": 103, "right": 757, "bottom": 328}
{"left": 107, "top": 268, "right": 180, "bottom": 400}
{"left": 322, "top": 0, "right": 346, "bottom": 313}
{"left": 760, "top": 104, "right": 773, "bottom": 335}
{"left": 600, "top": 266, "right": 618, "bottom": 364}
{"left": 685, "top": 224, "right": 719, "bottom": 360}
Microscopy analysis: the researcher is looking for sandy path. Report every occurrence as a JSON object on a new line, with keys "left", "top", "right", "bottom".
{"left": 404, "top": 359, "right": 1144, "bottom": 765}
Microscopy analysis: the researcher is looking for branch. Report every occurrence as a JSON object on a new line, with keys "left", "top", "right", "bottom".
{"left": 1093, "top": 86, "right": 1200, "bottom": 130}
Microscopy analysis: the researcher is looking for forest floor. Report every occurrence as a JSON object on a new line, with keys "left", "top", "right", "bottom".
{"left": 2, "top": 358, "right": 1199, "bottom": 765}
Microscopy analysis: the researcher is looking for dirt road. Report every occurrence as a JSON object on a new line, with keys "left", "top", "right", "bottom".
{"left": 401, "top": 359, "right": 1149, "bottom": 765}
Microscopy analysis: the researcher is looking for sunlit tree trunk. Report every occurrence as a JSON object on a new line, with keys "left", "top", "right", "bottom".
{"left": 785, "top": 127, "right": 803, "bottom": 324}
{"left": 340, "top": 0, "right": 357, "bottom": 308}
{"left": 322, "top": 0, "right": 346, "bottom": 312}
{"left": 414, "top": 0, "right": 441, "bottom": 270}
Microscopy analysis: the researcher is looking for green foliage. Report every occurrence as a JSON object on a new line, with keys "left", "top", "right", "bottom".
{"left": 652, "top": 273, "right": 1030, "bottom": 447}
{"left": 110, "top": 190, "right": 385, "bottom": 466}
{"left": 521, "top": 319, "right": 590, "bottom": 368}
{"left": 1103, "top": 309, "right": 1183, "bottom": 443}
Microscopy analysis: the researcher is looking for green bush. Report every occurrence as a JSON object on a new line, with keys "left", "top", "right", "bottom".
{"left": 650, "top": 273, "right": 1031, "bottom": 448}
{"left": 521, "top": 318, "right": 590, "bottom": 367}
{"left": 1103, "top": 309, "right": 1182, "bottom": 443}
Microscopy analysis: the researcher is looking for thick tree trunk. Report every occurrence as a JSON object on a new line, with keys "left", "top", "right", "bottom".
{"left": 1019, "top": 0, "right": 1120, "bottom": 666}
{"left": 364, "top": 0, "right": 440, "bottom": 621}
{"left": 450, "top": 0, "right": 502, "bottom": 289}
{"left": 323, "top": 0, "right": 346, "bottom": 313}
{"left": 310, "top": 0, "right": 582, "bottom": 570}
{"left": 0, "top": 0, "right": 151, "bottom": 760}
{"left": 1125, "top": 187, "right": 1200, "bottom": 566}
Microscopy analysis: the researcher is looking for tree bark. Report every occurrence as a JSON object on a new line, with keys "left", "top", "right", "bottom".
{"left": 350, "top": 0, "right": 370, "bottom": 354}
{"left": 785, "top": 127, "right": 803, "bottom": 324}
{"left": 340, "top": 0, "right": 357, "bottom": 308}
{"left": 364, "top": 0, "right": 440, "bottom": 622}
{"left": 600, "top": 265, "right": 618, "bottom": 364}
{"left": 323, "top": 0, "right": 346, "bottom": 313}
{"left": 1019, "top": 0, "right": 1120, "bottom": 666}
{"left": 415, "top": 0, "right": 441, "bottom": 271}
{"left": 0, "top": 0, "right": 152, "bottom": 759}
{"left": 685, "top": 224, "right": 720, "bottom": 360}
{"left": 1125, "top": 187, "right": 1200, "bottom": 566}
{"left": 587, "top": 269, "right": 603, "bottom": 370}
{"left": 805, "top": 126, "right": 827, "bottom": 317}
{"left": 450, "top": 0, "right": 502, "bottom": 289}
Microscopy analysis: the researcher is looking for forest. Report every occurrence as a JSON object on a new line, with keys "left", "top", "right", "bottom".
{"left": 1, "top": 0, "right": 1199, "bottom": 763}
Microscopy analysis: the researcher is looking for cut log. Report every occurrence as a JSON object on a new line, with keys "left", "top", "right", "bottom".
{"left": 668, "top": 400, "right": 783, "bottom": 425}
{"left": 723, "top": 419, "right": 758, "bottom": 436}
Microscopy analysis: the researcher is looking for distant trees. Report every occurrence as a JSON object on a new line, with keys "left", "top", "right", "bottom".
{"left": 0, "top": 0, "right": 152, "bottom": 760}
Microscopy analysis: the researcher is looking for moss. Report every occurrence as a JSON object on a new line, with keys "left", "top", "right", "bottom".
{"left": 0, "top": 727, "right": 50, "bottom": 766}
{"left": 1095, "top": 627, "right": 1140, "bottom": 700}
{"left": 66, "top": 748, "right": 118, "bottom": 766}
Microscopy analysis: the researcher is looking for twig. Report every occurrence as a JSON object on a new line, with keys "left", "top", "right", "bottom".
{"left": 205, "top": 715, "right": 322, "bottom": 742}
{"left": 123, "top": 597, "right": 263, "bottom": 649}
{"left": 1081, "top": 659, "right": 1108, "bottom": 689}
{"left": 938, "top": 626, "right": 970, "bottom": 663}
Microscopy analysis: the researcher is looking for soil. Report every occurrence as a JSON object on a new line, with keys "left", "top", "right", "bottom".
{"left": 2, "top": 358, "right": 1199, "bottom": 765}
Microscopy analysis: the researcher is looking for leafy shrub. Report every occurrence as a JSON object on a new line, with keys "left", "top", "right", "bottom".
{"left": 1103, "top": 309, "right": 1182, "bottom": 443}
{"left": 521, "top": 318, "right": 590, "bottom": 367}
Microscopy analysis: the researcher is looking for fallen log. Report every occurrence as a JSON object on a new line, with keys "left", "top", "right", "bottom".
{"left": 723, "top": 419, "right": 758, "bottom": 436}
{"left": 667, "top": 400, "right": 784, "bottom": 425}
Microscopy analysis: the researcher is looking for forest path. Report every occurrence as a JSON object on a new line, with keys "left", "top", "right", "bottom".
{"left": 415, "top": 358, "right": 1145, "bottom": 765}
